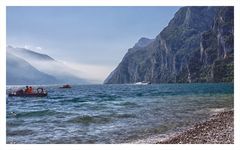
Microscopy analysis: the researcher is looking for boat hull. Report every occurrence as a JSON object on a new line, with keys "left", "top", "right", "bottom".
{"left": 8, "top": 93, "right": 47, "bottom": 97}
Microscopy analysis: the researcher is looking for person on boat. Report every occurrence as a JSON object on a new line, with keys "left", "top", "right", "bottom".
{"left": 24, "top": 86, "right": 29, "bottom": 93}
{"left": 28, "top": 86, "right": 33, "bottom": 94}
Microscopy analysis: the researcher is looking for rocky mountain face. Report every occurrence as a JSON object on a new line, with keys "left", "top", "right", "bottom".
{"left": 134, "top": 38, "right": 154, "bottom": 48}
{"left": 104, "top": 7, "right": 233, "bottom": 84}
{"left": 7, "top": 46, "right": 88, "bottom": 85}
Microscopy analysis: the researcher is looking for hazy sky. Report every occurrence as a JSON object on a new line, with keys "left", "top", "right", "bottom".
{"left": 7, "top": 6, "right": 180, "bottom": 82}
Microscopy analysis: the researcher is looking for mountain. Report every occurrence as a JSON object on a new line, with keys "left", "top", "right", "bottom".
{"left": 104, "top": 7, "right": 233, "bottom": 84}
{"left": 134, "top": 37, "right": 154, "bottom": 48}
{"left": 7, "top": 52, "right": 58, "bottom": 85}
{"left": 7, "top": 46, "right": 88, "bottom": 85}
{"left": 7, "top": 46, "right": 54, "bottom": 61}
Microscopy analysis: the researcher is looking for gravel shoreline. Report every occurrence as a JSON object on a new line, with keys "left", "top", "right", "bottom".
{"left": 157, "top": 110, "right": 234, "bottom": 144}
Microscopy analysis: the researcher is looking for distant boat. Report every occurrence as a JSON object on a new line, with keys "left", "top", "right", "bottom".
{"left": 134, "top": 81, "right": 151, "bottom": 85}
{"left": 59, "top": 84, "right": 71, "bottom": 88}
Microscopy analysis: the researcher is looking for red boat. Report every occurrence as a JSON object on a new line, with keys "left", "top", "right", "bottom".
{"left": 59, "top": 84, "right": 71, "bottom": 88}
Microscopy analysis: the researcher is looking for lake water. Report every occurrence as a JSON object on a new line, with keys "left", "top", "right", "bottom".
{"left": 6, "top": 83, "right": 233, "bottom": 144}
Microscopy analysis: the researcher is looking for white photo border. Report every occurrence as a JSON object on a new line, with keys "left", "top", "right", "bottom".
{"left": 0, "top": 0, "right": 239, "bottom": 150}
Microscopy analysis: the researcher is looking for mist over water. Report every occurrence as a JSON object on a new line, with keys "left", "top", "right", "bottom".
{"left": 7, "top": 83, "right": 233, "bottom": 144}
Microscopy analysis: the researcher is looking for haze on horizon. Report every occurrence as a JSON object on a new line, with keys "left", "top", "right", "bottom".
{"left": 7, "top": 6, "right": 180, "bottom": 83}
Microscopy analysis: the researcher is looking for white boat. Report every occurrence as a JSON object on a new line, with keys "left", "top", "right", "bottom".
{"left": 135, "top": 81, "right": 151, "bottom": 85}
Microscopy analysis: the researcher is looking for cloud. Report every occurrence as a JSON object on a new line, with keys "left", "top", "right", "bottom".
{"left": 24, "top": 45, "right": 30, "bottom": 49}
{"left": 22, "top": 45, "right": 44, "bottom": 52}
{"left": 61, "top": 61, "right": 115, "bottom": 83}
{"left": 35, "top": 46, "right": 42, "bottom": 50}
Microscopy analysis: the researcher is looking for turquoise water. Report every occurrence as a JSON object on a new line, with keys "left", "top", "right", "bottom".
{"left": 6, "top": 83, "right": 233, "bottom": 144}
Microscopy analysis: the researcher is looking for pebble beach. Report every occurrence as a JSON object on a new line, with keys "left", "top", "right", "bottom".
{"left": 157, "top": 111, "right": 234, "bottom": 144}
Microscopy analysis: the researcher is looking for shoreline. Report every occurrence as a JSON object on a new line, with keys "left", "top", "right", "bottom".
{"left": 156, "top": 110, "right": 234, "bottom": 144}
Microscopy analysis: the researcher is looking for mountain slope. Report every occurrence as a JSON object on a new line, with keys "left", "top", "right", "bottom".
{"left": 7, "top": 46, "right": 88, "bottom": 84}
{"left": 104, "top": 7, "right": 233, "bottom": 84}
{"left": 7, "top": 52, "right": 58, "bottom": 85}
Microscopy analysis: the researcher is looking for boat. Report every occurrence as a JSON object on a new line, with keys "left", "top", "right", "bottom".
{"left": 135, "top": 81, "right": 151, "bottom": 85}
{"left": 59, "top": 84, "right": 71, "bottom": 88}
{"left": 8, "top": 87, "right": 48, "bottom": 97}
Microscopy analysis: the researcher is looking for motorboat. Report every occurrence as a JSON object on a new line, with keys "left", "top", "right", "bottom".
{"left": 134, "top": 81, "right": 151, "bottom": 85}
{"left": 59, "top": 84, "right": 71, "bottom": 88}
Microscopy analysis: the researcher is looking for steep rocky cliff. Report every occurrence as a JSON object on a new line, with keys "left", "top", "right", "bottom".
{"left": 104, "top": 7, "right": 233, "bottom": 84}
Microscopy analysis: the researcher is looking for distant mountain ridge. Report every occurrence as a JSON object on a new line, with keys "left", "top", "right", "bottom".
{"left": 7, "top": 46, "right": 88, "bottom": 85}
{"left": 7, "top": 46, "right": 54, "bottom": 61}
{"left": 7, "top": 52, "right": 58, "bottom": 85}
{"left": 104, "top": 7, "right": 234, "bottom": 84}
